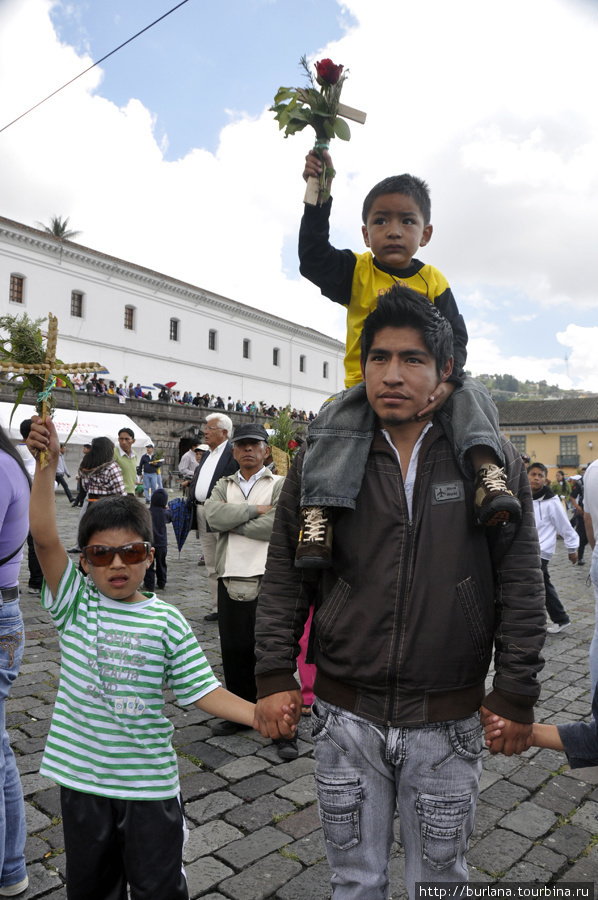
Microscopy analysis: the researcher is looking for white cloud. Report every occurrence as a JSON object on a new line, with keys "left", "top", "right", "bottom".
{"left": 557, "top": 325, "right": 598, "bottom": 392}
{"left": 0, "top": 0, "right": 596, "bottom": 389}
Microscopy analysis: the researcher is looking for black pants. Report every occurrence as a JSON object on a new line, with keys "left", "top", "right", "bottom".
{"left": 541, "top": 558, "right": 570, "bottom": 625}
{"left": 60, "top": 787, "right": 188, "bottom": 900}
{"left": 572, "top": 513, "right": 588, "bottom": 562}
{"left": 144, "top": 548, "right": 167, "bottom": 591}
{"left": 26, "top": 531, "right": 43, "bottom": 590}
{"left": 217, "top": 579, "right": 258, "bottom": 703}
{"left": 55, "top": 474, "right": 74, "bottom": 502}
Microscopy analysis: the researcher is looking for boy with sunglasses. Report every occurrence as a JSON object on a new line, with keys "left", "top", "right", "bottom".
{"left": 26, "top": 415, "right": 281, "bottom": 900}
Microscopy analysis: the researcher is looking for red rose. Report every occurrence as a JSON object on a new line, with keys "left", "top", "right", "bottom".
{"left": 315, "top": 59, "right": 344, "bottom": 87}
{"left": 288, "top": 439, "right": 299, "bottom": 450}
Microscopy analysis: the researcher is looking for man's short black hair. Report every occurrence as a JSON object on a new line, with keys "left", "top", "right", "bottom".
{"left": 528, "top": 462, "right": 548, "bottom": 476}
{"left": 118, "top": 427, "right": 135, "bottom": 439}
{"left": 362, "top": 174, "right": 431, "bottom": 226}
{"left": 78, "top": 495, "right": 152, "bottom": 548}
{"left": 360, "top": 284, "right": 453, "bottom": 376}
{"left": 19, "top": 419, "right": 32, "bottom": 440}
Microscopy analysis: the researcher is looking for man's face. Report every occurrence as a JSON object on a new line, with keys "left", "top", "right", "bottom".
{"left": 361, "top": 326, "right": 451, "bottom": 428}
{"left": 204, "top": 421, "right": 227, "bottom": 450}
{"left": 362, "top": 193, "right": 432, "bottom": 269}
{"left": 232, "top": 440, "right": 268, "bottom": 476}
{"left": 118, "top": 432, "right": 134, "bottom": 454}
{"left": 528, "top": 467, "right": 547, "bottom": 493}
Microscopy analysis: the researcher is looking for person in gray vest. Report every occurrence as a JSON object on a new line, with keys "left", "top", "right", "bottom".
{"left": 205, "top": 425, "right": 295, "bottom": 758}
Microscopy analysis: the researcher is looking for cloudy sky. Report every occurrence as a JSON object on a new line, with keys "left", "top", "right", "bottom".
{"left": 0, "top": 0, "right": 596, "bottom": 390}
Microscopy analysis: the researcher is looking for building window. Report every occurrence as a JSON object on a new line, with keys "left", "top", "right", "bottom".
{"left": 323, "top": 361, "right": 329, "bottom": 379}
{"left": 169, "top": 318, "right": 179, "bottom": 342}
{"left": 208, "top": 329, "right": 217, "bottom": 351}
{"left": 299, "top": 355, "right": 306, "bottom": 373}
{"left": 273, "top": 347, "right": 280, "bottom": 367}
{"left": 124, "top": 306, "right": 135, "bottom": 330}
{"left": 9, "top": 274, "right": 24, "bottom": 304}
{"left": 71, "top": 291, "right": 84, "bottom": 318}
{"left": 558, "top": 435, "right": 579, "bottom": 468}
{"left": 509, "top": 435, "right": 526, "bottom": 455}
{"left": 242, "top": 338, "right": 250, "bottom": 359}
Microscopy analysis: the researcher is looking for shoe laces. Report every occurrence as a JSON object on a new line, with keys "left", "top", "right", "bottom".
{"left": 479, "top": 464, "right": 508, "bottom": 491}
{"left": 302, "top": 507, "right": 328, "bottom": 542}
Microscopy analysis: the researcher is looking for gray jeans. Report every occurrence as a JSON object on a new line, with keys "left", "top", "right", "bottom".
{"left": 301, "top": 378, "right": 503, "bottom": 509}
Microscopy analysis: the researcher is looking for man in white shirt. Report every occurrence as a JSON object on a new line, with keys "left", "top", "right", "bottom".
{"left": 190, "top": 414, "right": 238, "bottom": 621}
{"left": 584, "top": 460, "right": 598, "bottom": 693}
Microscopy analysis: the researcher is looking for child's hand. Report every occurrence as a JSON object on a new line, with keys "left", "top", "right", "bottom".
{"left": 303, "top": 149, "right": 334, "bottom": 185}
{"left": 27, "top": 415, "right": 60, "bottom": 467}
{"left": 481, "top": 709, "right": 505, "bottom": 751}
{"left": 281, "top": 703, "right": 298, "bottom": 733}
{"left": 416, "top": 381, "right": 455, "bottom": 420}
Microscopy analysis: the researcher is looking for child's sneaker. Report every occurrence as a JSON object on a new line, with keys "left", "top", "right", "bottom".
{"left": 474, "top": 464, "right": 522, "bottom": 526}
{"left": 295, "top": 507, "right": 333, "bottom": 569}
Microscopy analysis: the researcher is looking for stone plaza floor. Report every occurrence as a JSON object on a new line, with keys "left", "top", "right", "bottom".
{"left": 8, "top": 493, "right": 598, "bottom": 898}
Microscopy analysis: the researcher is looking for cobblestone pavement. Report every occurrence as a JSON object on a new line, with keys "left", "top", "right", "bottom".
{"left": 9, "top": 494, "right": 598, "bottom": 898}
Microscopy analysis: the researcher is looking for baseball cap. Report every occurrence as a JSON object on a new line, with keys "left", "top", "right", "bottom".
{"left": 230, "top": 424, "right": 269, "bottom": 444}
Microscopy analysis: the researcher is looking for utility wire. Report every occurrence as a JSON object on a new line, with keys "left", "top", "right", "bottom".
{"left": 0, "top": 0, "right": 191, "bottom": 135}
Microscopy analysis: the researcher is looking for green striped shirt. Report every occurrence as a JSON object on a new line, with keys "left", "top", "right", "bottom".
{"left": 40, "top": 559, "right": 219, "bottom": 799}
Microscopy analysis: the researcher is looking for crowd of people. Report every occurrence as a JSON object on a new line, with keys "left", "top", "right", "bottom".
{"left": 4, "top": 144, "right": 598, "bottom": 900}
{"left": 70, "top": 375, "right": 317, "bottom": 422}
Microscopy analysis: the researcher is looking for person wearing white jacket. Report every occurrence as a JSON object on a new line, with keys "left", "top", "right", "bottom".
{"left": 529, "top": 463, "right": 579, "bottom": 634}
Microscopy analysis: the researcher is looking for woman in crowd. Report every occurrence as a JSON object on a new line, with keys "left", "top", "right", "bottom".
{"left": 0, "top": 424, "right": 30, "bottom": 896}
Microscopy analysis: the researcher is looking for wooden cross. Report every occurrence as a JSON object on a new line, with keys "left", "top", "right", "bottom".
{"left": 0, "top": 313, "right": 105, "bottom": 467}
{"left": 302, "top": 98, "right": 367, "bottom": 206}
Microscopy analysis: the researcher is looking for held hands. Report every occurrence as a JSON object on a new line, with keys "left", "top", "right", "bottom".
{"left": 254, "top": 690, "right": 303, "bottom": 740}
{"left": 568, "top": 552, "right": 578, "bottom": 565}
{"left": 416, "top": 380, "right": 455, "bottom": 420}
{"left": 480, "top": 705, "right": 533, "bottom": 756}
{"left": 26, "top": 415, "right": 60, "bottom": 468}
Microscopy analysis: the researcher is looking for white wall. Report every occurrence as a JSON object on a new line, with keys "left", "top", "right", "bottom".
{"left": 0, "top": 216, "right": 345, "bottom": 413}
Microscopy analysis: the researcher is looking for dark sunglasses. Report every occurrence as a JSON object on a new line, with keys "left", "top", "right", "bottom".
{"left": 81, "top": 542, "right": 151, "bottom": 567}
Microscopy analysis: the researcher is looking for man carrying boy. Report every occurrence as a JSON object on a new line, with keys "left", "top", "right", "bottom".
{"left": 26, "top": 416, "right": 261, "bottom": 900}
{"left": 254, "top": 290, "right": 545, "bottom": 899}
{"left": 295, "top": 151, "right": 520, "bottom": 568}
{"left": 528, "top": 462, "right": 579, "bottom": 634}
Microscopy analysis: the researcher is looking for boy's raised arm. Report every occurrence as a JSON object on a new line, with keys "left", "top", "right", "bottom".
{"left": 27, "top": 415, "right": 69, "bottom": 597}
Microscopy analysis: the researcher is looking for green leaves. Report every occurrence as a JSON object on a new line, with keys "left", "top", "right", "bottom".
{"left": 333, "top": 117, "right": 351, "bottom": 141}
{"left": 270, "top": 57, "right": 351, "bottom": 145}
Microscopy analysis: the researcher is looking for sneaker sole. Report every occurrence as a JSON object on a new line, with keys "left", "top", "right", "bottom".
{"left": 294, "top": 557, "right": 332, "bottom": 570}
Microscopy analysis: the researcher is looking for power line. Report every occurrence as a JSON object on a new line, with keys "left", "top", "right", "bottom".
{"left": 0, "top": 0, "right": 191, "bottom": 135}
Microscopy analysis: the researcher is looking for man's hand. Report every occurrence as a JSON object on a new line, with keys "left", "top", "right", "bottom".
{"left": 416, "top": 380, "right": 455, "bottom": 420}
{"left": 254, "top": 690, "right": 303, "bottom": 740}
{"left": 256, "top": 505, "right": 273, "bottom": 515}
{"left": 568, "top": 551, "right": 578, "bottom": 564}
{"left": 480, "top": 705, "right": 533, "bottom": 756}
{"left": 303, "top": 149, "right": 334, "bottom": 188}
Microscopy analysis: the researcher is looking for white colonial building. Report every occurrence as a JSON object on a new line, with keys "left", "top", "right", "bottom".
{"left": 0, "top": 215, "right": 345, "bottom": 412}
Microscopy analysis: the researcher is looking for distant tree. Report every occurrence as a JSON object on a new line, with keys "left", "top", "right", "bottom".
{"left": 35, "top": 215, "right": 81, "bottom": 241}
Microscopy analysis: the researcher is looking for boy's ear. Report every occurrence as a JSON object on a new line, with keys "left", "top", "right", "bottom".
{"left": 146, "top": 547, "right": 155, "bottom": 568}
{"left": 420, "top": 224, "right": 433, "bottom": 248}
{"left": 362, "top": 224, "right": 371, "bottom": 249}
{"left": 439, "top": 356, "right": 454, "bottom": 383}
{"left": 80, "top": 553, "right": 89, "bottom": 575}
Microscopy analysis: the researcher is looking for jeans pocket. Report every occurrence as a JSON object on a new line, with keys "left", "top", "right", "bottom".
{"left": 0, "top": 614, "right": 24, "bottom": 671}
{"left": 416, "top": 792, "right": 472, "bottom": 871}
{"left": 448, "top": 716, "right": 483, "bottom": 762}
{"left": 316, "top": 774, "right": 363, "bottom": 850}
{"left": 311, "top": 699, "right": 330, "bottom": 741}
